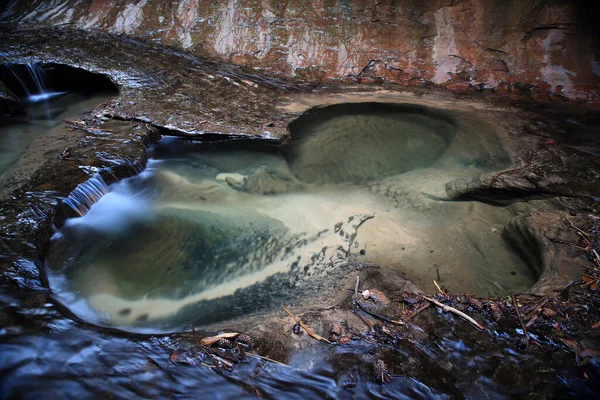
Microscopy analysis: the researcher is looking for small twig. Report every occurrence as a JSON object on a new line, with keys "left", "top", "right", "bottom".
{"left": 190, "top": 323, "right": 202, "bottom": 348}
{"left": 511, "top": 293, "right": 530, "bottom": 341}
{"left": 433, "top": 280, "right": 443, "bottom": 294}
{"left": 592, "top": 249, "right": 600, "bottom": 267}
{"left": 246, "top": 352, "right": 290, "bottom": 367}
{"left": 211, "top": 354, "right": 234, "bottom": 371}
{"left": 355, "top": 299, "right": 406, "bottom": 327}
{"left": 354, "top": 309, "right": 377, "bottom": 330}
{"left": 354, "top": 275, "right": 359, "bottom": 304}
{"left": 406, "top": 302, "right": 430, "bottom": 321}
{"left": 423, "top": 296, "right": 486, "bottom": 331}
{"left": 525, "top": 296, "right": 549, "bottom": 321}
{"left": 281, "top": 305, "right": 331, "bottom": 344}
{"left": 190, "top": 324, "right": 223, "bottom": 373}
{"left": 563, "top": 217, "right": 591, "bottom": 243}
{"left": 490, "top": 160, "right": 532, "bottom": 187}
{"left": 561, "top": 280, "right": 583, "bottom": 301}
{"left": 549, "top": 237, "right": 587, "bottom": 250}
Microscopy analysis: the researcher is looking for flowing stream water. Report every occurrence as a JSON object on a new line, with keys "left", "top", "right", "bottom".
{"left": 45, "top": 103, "right": 536, "bottom": 331}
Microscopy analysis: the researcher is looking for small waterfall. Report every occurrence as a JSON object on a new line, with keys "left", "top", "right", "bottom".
{"left": 26, "top": 63, "right": 47, "bottom": 95}
{"left": 63, "top": 174, "right": 110, "bottom": 217}
{"left": 6, "top": 63, "right": 66, "bottom": 103}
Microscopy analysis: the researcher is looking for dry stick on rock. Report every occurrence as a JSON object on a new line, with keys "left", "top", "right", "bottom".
{"left": 354, "top": 309, "right": 377, "bottom": 330}
{"left": 489, "top": 159, "right": 532, "bottom": 187}
{"left": 525, "top": 297, "right": 549, "bottom": 328}
{"left": 355, "top": 299, "right": 407, "bottom": 327}
{"left": 190, "top": 324, "right": 224, "bottom": 373}
{"left": 211, "top": 354, "right": 235, "bottom": 371}
{"left": 511, "top": 293, "right": 530, "bottom": 341}
{"left": 281, "top": 305, "right": 331, "bottom": 344}
{"left": 525, "top": 296, "right": 549, "bottom": 321}
{"left": 592, "top": 249, "right": 600, "bottom": 268}
{"left": 563, "top": 216, "right": 592, "bottom": 243}
{"left": 549, "top": 237, "right": 588, "bottom": 250}
{"left": 422, "top": 296, "right": 487, "bottom": 331}
{"left": 406, "top": 302, "right": 430, "bottom": 321}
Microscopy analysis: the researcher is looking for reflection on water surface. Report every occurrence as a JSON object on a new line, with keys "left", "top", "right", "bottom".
{"left": 47, "top": 104, "right": 535, "bottom": 330}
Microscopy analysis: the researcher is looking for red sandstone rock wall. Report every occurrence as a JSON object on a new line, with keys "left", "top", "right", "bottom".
{"left": 2, "top": 0, "right": 599, "bottom": 105}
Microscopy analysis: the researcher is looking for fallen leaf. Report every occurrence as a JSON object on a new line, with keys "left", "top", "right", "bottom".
{"left": 200, "top": 332, "right": 239, "bottom": 347}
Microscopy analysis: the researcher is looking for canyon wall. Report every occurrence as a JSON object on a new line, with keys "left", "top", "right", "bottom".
{"left": 1, "top": 0, "right": 599, "bottom": 105}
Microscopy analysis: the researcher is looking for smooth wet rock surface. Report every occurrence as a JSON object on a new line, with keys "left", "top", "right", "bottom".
{"left": 0, "top": 79, "right": 21, "bottom": 120}
{"left": 0, "top": 115, "right": 159, "bottom": 289}
{"left": 283, "top": 103, "right": 454, "bottom": 184}
{"left": 0, "top": 27, "right": 303, "bottom": 140}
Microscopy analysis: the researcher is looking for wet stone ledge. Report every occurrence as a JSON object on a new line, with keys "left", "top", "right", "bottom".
{"left": 0, "top": 26, "right": 306, "bottom": 141}
{"left": 0, "top": 116, "right": 160, "bottom": 289}
{"left": 0, "top": 79, "right": 22, "bottom": 121}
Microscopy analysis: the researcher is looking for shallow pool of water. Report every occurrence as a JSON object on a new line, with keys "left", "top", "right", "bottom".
{"left": 46, "top": 104, "right": 536, "bottom": 331}
{"left": 0, "top": 91, "right": 115, "bottom": 174}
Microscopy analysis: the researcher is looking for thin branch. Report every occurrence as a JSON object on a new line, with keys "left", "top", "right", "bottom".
{"left": 190, "top": 324, "right": 223, "bottom": 373}
{"left": 525, "top": 296, "right": 548, "bottom": 321}
{"left": 511, "top": 293, "right": 530, "bottom": 341}
{"left": 281, "top": 305, "right": 331, "bottom": 344}
{"left": 406, "top": 302, "right": 430, "bottom": 321}
{"left": 355, "top": 298, "right": 406, "bottom": 326}
{"left": 564, "top": 216, "right": 591, "bottom": 243}
{"left": 423, "top": 296, "right": 487, "bottom": 331}
{"left": 354, "top": 309, "right": 376, "bottom": 330}
{"left": 246, "top": 352, "right": 290, "bottom": 367}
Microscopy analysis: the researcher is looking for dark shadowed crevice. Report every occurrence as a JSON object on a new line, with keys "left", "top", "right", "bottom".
{"left": 0, "top": 63, "right": 119, "bottom": 100}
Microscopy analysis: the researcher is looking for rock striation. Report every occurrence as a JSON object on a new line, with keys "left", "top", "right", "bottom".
{"left": 1, "top": 0, "right": 599, "bottom": 106}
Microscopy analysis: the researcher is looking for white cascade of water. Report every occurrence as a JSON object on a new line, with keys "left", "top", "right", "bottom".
{"left": 63, "top": 174, "right": 110, "bottom": 217}
{"left": 7, "top": 63, "right": 66, "bottom": 103}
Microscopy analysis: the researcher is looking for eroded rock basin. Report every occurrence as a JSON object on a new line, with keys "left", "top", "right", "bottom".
{"left": 0, "top": 30, "right": 598, "bottom": 395}
{"left": 0, "top": 83, "right": 598, "bottom": 398}
{"left": 45, "top": 103, "right": 538, "bottom": 331}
